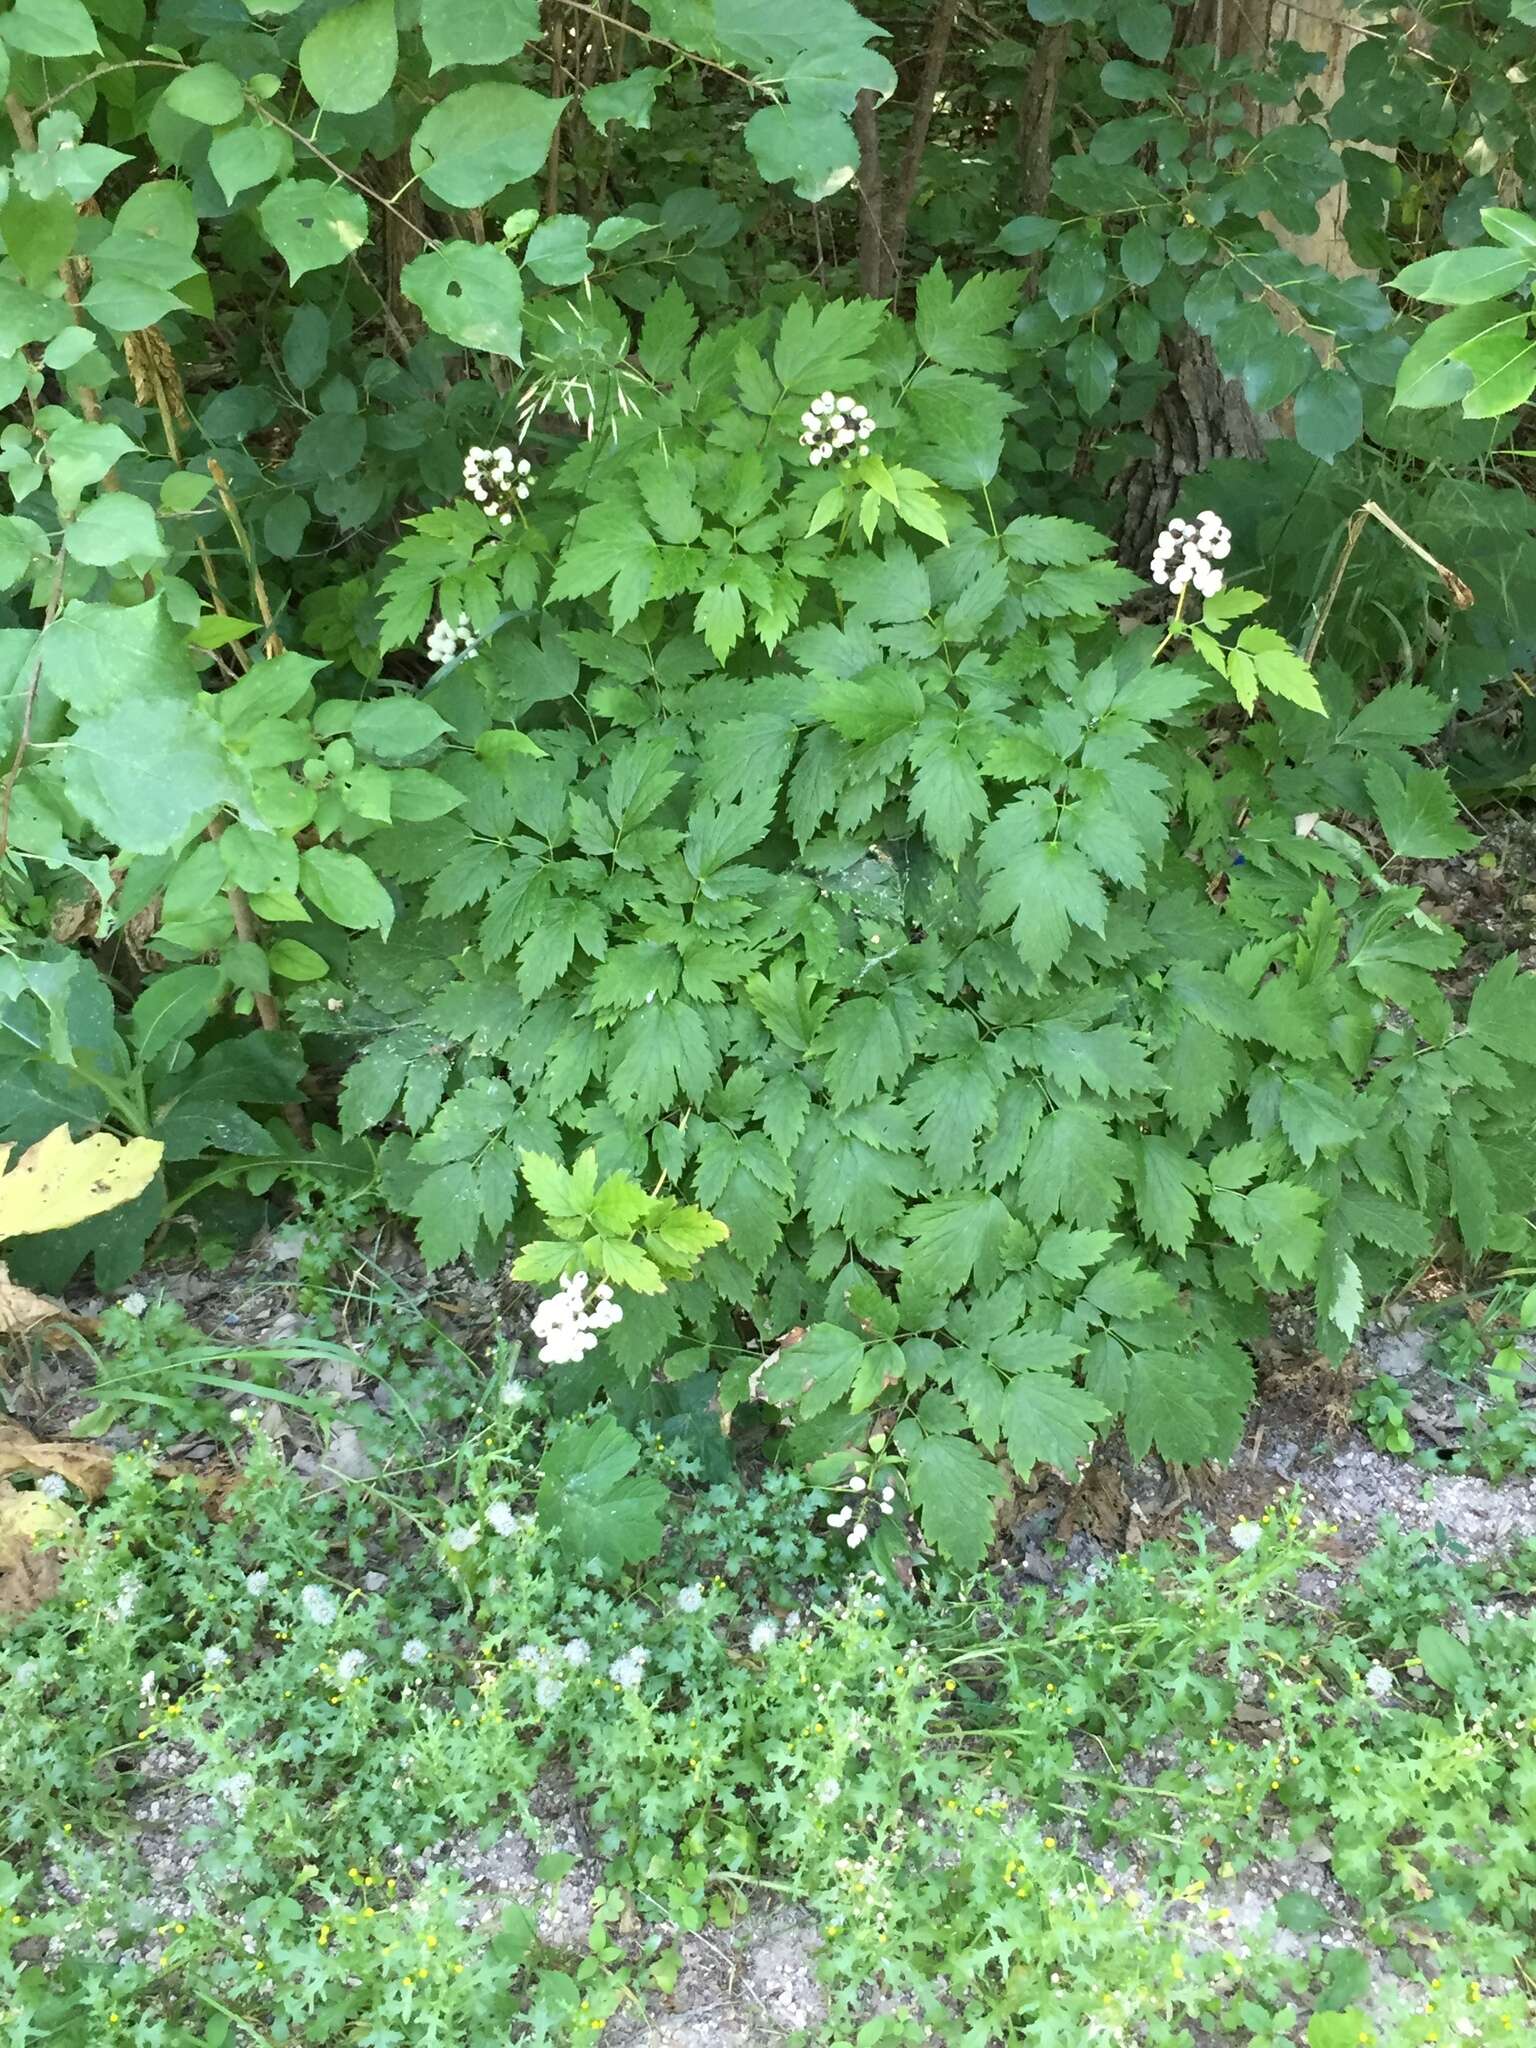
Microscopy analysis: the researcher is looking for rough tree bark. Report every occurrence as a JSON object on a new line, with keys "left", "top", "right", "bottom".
{"left": 1112, "top": 335, "right": 1267, "bottom": 572}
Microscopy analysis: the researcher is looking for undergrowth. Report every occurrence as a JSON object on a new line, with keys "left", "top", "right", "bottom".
{"left": 4, "top": 1361, "right": 1536, "bottom": 2048}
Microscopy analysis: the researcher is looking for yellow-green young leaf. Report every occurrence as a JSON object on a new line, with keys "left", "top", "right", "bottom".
{"left": 886, "top": 465, "right": 948, "bottom": 545}
{"left": 590, "top": 1173, "right": 652, "bottom": 1237}
{"left": 1186, "top": 625, "right": 1227, "bottom": 679}
{"left": 595, "top": 1238, "right": 665, "bottom": 1293}
{"left": 187, "top": 613, "right": 262, "bottom": 650}
{"left": 1226, "top": 646, "right": 1258, "bottom": 712}
{"left": 0, "top": 1125, "right": 163, "bottom": 1239}
{"left": 1235, "top": 625, "right": 1324, "bottom": 714}
{"left": 299, "top": 0, "right": 398, "bottom": 115}
{"left": 509, "top": 1238, "right": 576, "bottom": 1282}
{"left": 648, "top": 1203, "right": 729, "bottom": 1262}
{"left": 268, "top": 939, "right": 330, "bottom": 981}
{"left": 1197, "top": 585, "right": 1265, "bottom": 629}
{"left": 517, "top": 1150, "right": 583, "bottom": 1223}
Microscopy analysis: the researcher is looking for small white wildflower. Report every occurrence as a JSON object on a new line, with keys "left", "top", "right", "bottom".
{"left": 1229, "top": 1521, "right": 1262, "bottom": 1554}
{"left": 216, "top": 1772, "right": 255, "bottom": 1813}
{"left": 561, "top": 1637, "right": 591, "bottom": 1667}
{"left": 139, "top": 1670, "right": 157, "bottom": 1707}
{"left": 1150, "top": 511, "right": 1230, "bottom": 599}
{"left": 516, "top": 1641, "right": 549, "bottom": 1670}
{"left": 816, "top": 1777, "right": 840, "bottom": 1805}
{"left": 245, "top": 1570, "right": 269, "bottom": 1596}
{"left": 336, "top": 1649, "right": 367, "bottom": 1683}
{"left": 401, "top": 1638, "right": 429, "bottom": 1667}
{"left": 500, "top": 1378, "right": 528, "bottom": 1407}
{"left": 425, "top": 610, "right": 479, "bottom": 666}
{"left": 111, "top": 1577, "right": 142, "bottom": 1621}
{"left": 300, "top": 1584, "right": 339, "bottom": 1627}
{"left": 486, "top": 1501, "right": 519, "bottom": 1538}
{"left": 535, "top": 1674, "right": 564, "bottom": 1711}
{"left": 445, "top": 1525, "right": 480, "bottom": 1553}
{"left": 677, "top": 1583, "right": 705, "bottom": 1614}
{"left": 464, "top": 444, "right": 534, "bottom": 525}
{"left": 13, "top": 1661, "right": 37, "bottom": 1687}
{"left": 847, "top": 1475, "right": 866, "bottom": 1493}
{"left": 37, "top": 1472, "right": 68, "bottom": 1500}
{"left": 827, "top": 1507, "right": 851, "bottom": 1530}
{"left": 748, "top": 1619, "right": 778, "bottom": 1653}
{"left": 531, "top": 1271, "right": 623, "bottom": 1366}
{"left": 798, "top": 391, "right": 876, "bottom": 466}
{"left": 846, "top": 1522, "right": 869, "bottom": 1550}
{"left": 119, "top": 1290, "right": 149, "bottom": 1318}
{"left": 1364, "top": 1662, "right": 1395, "bottom": 1699}
{"left": 203, "top": 1646, "right": 229, "bottom": 1672}
{"left": 608, "top": 1646, "right": 648, "bottom": 1689}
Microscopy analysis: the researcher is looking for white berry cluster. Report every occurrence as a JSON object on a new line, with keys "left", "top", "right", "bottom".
{"left": 530, "top": 1270, "right": 623, "bottom": 1366}
{"left": 827, "top": 1474, "right": 897, "bottom": 1550}
{"left": 424, "top": 611, "right": 477, "bottom": 666}
{"left": 1149, "top": 510, "right": 1230, "bottom": 598}
{"left": 464, "top": 444, "right": 533, "bottom": 526}
{"left": 799, "top": 391, "right": 876, "bottom": 467}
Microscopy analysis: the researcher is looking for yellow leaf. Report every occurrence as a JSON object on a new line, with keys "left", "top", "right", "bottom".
{"left": 0, "top": 1125, "right": 163, "bottom": 1239}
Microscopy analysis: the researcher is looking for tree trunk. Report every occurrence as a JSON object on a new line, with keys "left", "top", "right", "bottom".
{"left": 1113, "top": 335, "right": 1266, "bottom": 572}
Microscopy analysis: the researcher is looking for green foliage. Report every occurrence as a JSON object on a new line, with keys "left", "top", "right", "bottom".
{"left": 1, "top": 0, "right": 1534, "bottom": 1567}
{"left": 1391, "top": 209, "right": 1536, "bottom": 420}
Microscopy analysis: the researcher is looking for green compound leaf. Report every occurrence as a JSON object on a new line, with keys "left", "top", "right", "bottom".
{"left": 1363, "top": 759, "right": 1474, "bottom": 858}
{"left": 401, "top": 242, "right": 524, "bottom": 359}
{"left": 536, "top": 1416, "right": 666, "bottom": 1575}
{"left": 1000, "top": 1373, "right": 1107, "bottom": 1479}
{"left": 902, "top": 1428, "right": 1007, "bottom": 1572}
{"left": 760, "top": 1322, "right": 865, "bottom": 1420}
{"left": 259, "top": 180, "right": 370, "bottom": 283}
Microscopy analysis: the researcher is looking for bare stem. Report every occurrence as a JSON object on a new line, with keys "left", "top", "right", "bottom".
{"left": 0, "top": 551, "right": 67, "bottom": 858}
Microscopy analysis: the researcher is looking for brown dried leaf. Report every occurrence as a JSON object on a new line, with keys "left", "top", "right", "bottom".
{"left": 0, "top": 1488, "right": 74, "bottom": 1619}
{"left": 0, "top": 1262, "right": 72, "bottom": 1338}
{"left": 0, "top": 1423, "right": 119, "bottom": 1501}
